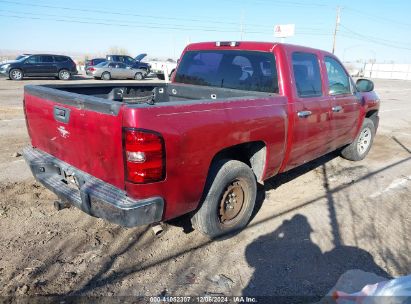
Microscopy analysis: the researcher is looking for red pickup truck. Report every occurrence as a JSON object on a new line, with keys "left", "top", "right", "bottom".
{"left": 23, "top": 42, "right": 379, "bottom": 238}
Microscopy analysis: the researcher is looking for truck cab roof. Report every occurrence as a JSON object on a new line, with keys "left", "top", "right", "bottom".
{"left": 184, "top": 41, "right": 334, "bottom": 57}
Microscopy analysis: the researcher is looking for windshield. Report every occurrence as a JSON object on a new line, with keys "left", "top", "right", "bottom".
{"left": 15, "top": 55, "right": 30, "bottom": 60}
{"left": 174, "top": 50, "right": 278, "bottom": 93}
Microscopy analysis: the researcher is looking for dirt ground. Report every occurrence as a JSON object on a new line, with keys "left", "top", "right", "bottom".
{"left": 0, "top": 75, "right": 410, "bottom": 302}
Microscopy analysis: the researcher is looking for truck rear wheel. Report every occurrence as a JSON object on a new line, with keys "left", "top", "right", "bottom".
{"left": 191, "top": 159, "right": 257, "bottom": 238}
{"left": 341, "top": 118, "right": 375, "bottom": 161}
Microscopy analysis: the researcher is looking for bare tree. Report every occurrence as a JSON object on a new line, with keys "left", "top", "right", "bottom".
{"left": 108, "top": 46, "right": 130, "bottom": 55}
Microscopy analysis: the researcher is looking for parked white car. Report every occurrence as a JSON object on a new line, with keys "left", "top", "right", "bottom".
{"left": 148, "top": 58, "right": 177, "bottom": 80}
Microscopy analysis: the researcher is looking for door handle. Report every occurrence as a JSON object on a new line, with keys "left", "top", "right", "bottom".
{"left": 332, "top": 106, "right": 343, "bottom": 113}
{"left": 297, "top": 110, "right": 312, "bottom": 118}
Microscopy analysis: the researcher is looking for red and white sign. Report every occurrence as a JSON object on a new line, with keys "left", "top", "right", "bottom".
{"left": 274, "top": 24, "right": 295, "bottom": 38}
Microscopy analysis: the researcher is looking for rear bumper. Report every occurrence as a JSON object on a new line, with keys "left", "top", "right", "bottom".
{"left": 23, "top": 146, "right": 164, "bottom": 227}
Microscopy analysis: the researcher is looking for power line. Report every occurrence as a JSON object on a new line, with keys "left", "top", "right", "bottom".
{"left": 339, "top": 25, "right": 411, "bottom": 51}
{"left": 0, "top": 12, "right": 332, "bottom": 36}
{"left": 343, "top": 7, "right": 411, "bottom": 28}
{"left": 221, "top": 0, "right": 333, "bottom": 8}
{"left": 0, "top": 0, "right": 331, "bottom": 31}
{"left": 0, "top": 9, "right": 246, "bottom": 32}
{"left": 0, "top": 0, "right": 250, "bottom": 27}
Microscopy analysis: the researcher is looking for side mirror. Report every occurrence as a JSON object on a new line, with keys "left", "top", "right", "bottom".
{"left": 356, "top": 79, "right": 374, "bottom": 92}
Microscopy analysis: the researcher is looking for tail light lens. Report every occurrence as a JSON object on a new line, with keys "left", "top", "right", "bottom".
{"left": 123, "top": 129, "right": 165, "bottom": 183}
{"left": 88, "top": 67, "right": 95, "bottom": 72}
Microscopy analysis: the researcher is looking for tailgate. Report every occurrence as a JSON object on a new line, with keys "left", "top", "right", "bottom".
{"left": 24, "top": 85, "right": 125, "bottom": 189}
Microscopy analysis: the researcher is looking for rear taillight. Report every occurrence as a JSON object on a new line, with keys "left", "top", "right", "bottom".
{"left": 123, "top": 129, "right": 165, "bottom": 183}
{"left": 88, "top": 67, "right": 95, "bottom": 72}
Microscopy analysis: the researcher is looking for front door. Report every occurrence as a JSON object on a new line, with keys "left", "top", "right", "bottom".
{"left": 23, "top": 55, "right": 42, "bottom": 75}
{"left": 323, "top": 56, "right": 362, "bottom": 150}
{"left": 285, "top": 51, "right": 332, "bottom": 170}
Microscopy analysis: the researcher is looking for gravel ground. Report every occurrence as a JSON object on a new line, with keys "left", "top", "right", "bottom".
{"left": 0, "top": 75, "right": 410, "bottom": 302}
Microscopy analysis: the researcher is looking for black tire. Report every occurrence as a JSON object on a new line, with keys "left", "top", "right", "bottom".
{"left": 101, "top": 72, "right": 111, "bottom": 80}
{"left": 157, "top": 73, "right": 165, "bottom": 80}
{"left": 58, "top": 69, "right": 71, "bottom": 80}
{"left": 134, "top": 72, "right": 143, "bottom": 80}
{"left": 341, "top": 118, "right": 375, "bottom": 161}
{"left": 191, "top": 159, "right": 257, "bottom": 238}
{"left": 9, "top": 69, "right": 23, "bottom": 80}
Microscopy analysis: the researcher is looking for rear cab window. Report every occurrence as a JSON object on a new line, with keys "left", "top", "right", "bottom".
{"left": 292, "top": 52, "right": 322, "bottom": 98}
{"left": 174, "top": 50, "right": 278, "bottom": 93}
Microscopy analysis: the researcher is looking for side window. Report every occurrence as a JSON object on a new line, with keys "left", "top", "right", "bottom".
{"left": 108, "top": 63, "right": 116, "bottom": 68}
{"left": 325, "top": 57, "right": 351, "bottom": 95}
{"left": 292, "top": 52, "right": 322, "bottom": 98}
{"left": 40, "top": 56, "right": 54, "bottom": 63}
{"left": 25, "top": 56, "right": 40, "bottom": 64}
{"left": 125, "top": 57, "right": 134, "bottom": 65}
{"left": 116, "top": 63, "right": 126, "bottom": 68}
{"left": 54, "top": 56, "right": 68, "bottom": 63}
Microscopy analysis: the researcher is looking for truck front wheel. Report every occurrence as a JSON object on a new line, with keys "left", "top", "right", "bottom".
{"left": 191, "top": 159, "right": 257, "bottom": 238}
{"left": 341, "top": 118, "right": 376, "bottom": 161}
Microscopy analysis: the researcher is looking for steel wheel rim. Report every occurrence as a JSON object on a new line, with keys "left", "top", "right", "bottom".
{"left": 102, "top": 73, "right": 109, "bottom": 80}
{"left": 12, "top": 70, "right": 22, "bottom": 79}
{"left": 60, "top": 71, "right": 69, "bottom": 79}
{"left": 135, "top": 73, "right": 142, "bottom": 80}
{"left": 357, "top": 127, "right": 372, "bottom": 155}
{"left": 219, "top": 179, "right": 246, "bottom": 226}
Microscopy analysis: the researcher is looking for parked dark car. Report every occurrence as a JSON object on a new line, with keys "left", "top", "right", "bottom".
{"left": 0, "top": 54, "right": 78, "bottom": 80}
{"left": 85, "top": 58, "right": 106, "bottom": 69}
{"left": 106, "top": 54, "right": 150, "bottom": 73}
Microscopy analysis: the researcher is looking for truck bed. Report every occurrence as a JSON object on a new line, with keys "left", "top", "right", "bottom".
{"left": 26, "top": 82, "right": 277, "bottom": 109}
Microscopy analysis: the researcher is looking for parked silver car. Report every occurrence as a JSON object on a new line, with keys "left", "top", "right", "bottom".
{"left": 86, "top": 62, "right": 147, "bottom": 80}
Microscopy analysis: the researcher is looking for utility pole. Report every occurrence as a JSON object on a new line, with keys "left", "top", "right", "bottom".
{"left": 332, "top": 6, "right": 341, "bottom": 54}
{"left": 240, "top": 10, "right": 245, "bottom": 41}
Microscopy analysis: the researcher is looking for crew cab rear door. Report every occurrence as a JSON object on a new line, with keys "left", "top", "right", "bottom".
{"left": 285, "top": 51, "right": 332, "bottom": 170}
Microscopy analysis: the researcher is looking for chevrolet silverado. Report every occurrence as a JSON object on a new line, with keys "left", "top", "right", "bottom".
{"left": 22, "top": 41, "right": 379, "bottom": 238}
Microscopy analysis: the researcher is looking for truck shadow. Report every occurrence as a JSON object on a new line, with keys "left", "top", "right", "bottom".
{"left": 242, "top": 214, "right": 391, "bottom": 303}
{"left": 251, "top": 150, "right": 340, "bottom": 223}
{"left": 68, "top": 152, "right": 410, "bottom": 297}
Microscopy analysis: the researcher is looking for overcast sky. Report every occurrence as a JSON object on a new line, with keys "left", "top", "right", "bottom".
{"left": 0, "top": 0, "right": 410, "bottom": 63}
